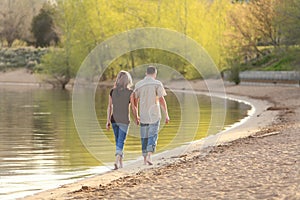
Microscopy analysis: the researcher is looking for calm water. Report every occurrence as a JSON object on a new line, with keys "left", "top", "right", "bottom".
{"left": 0, "top": 86, "right": 251, "bottom": 200}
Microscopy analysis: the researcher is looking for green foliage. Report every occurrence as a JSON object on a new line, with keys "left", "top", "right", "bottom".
{"left": 263, "top": 48, "right": 300, "bottom": 71}
{"left": 38, "top": 49, "right": 67, "bottom": 74}
{"left": 276, "top": 0, "right": 300, "bottom": 46}
{"left": 289, "top": 47, "right": 300, "bottom": 71}
{"left": 224, "top": 0, "right": 300, "bottom": 73}
{"left": 37, "top": 0, "right": 299, "bottom": 88}
{"left": 235, "top": 46, "right": 300, "bottom": 71}
{"left": 38, "top": 0, "right": 230, "bottom": 86}
{"left": 251, "top": 55, "right": 272, "bottom": 66}
{"left": 108, "top": 48, "right": 202, "bottom": 80}
{"left": 37, "top": 48, "right": 74, "bottom": 89}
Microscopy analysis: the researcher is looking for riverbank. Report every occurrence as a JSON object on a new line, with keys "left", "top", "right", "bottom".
{"left": 19, "top": 78, "right": 300, "bottom": 199}
{"left": 0, "top": 68, "right": 41, "bottom": 85}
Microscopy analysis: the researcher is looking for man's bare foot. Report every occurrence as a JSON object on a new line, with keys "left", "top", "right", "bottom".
{"left": 119, "top": 158, "right": 123, "bottom": 168}
{"left": 143, "top": 156, "right": 147, "bottom": 165}
{"left": 114, "top": 163, "right": 118, "bottom": 170}
{"left": 147, "top": 160, "right": 153, "bottom": 165}
{"left": 146, "top": 153, "right": 153, "bottom": 165}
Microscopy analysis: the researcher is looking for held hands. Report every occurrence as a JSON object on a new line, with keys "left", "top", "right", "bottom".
{"left": 135, "top": 116, "right": 140, "bottom": 126}
{"left": 106, "top": 121, "right": 111, "bottom": 131}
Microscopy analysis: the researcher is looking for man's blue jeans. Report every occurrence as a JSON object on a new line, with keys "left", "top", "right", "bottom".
{"left": 140, "top": 120, "right": 160, "bottom": 157}
{"left": 112, "top": 123, "right": 129, "bottom": 157}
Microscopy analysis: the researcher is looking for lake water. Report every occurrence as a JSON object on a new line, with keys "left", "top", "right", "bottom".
{"left": 0, "top": 86, "right": 251, "bottom": 200}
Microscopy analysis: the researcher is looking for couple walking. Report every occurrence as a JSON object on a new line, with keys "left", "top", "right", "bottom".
{"left": 106, "top": 66, "right": 170, "bottom": 170}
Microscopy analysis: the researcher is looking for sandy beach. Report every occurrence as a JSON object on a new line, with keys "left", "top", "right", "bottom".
{"left": 0, "top": 69, "right": 41, "bottom": 85}
{"left": 3, "top": 70, "right": 299, "bottom": 199}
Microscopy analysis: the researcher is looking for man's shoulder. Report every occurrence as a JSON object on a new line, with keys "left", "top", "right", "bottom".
{"left": 135, "top": 79, "right": 144, "bottom": 87}
{"left": 153, "top": 79, "right": 163, "bottom": 86}
{"left": 134, "top": 79, "right": 144, "bottom": 91}
{"left": 135, "top": 78, "right": 163, "bottom": 90}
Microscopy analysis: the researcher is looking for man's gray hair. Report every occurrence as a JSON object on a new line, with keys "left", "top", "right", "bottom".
{"left": 146, "top": 66, "right": 157, "bottom": 75}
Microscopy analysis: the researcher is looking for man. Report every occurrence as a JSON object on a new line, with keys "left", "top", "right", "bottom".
{"left": 134, "top": 66, "right": 170, "bottom": 165}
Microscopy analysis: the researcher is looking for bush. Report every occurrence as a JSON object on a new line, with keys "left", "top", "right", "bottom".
{"left": 229, "top": 63, "right": 241, "bottom": 85}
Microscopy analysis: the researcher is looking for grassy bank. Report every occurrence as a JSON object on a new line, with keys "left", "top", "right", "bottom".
{"left": 239, "top": 47, "right": 300, "bottom": 72}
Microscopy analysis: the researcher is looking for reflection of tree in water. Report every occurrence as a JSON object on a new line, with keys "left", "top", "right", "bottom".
{"left": 0, "top": 90, "right": 35, "bottom": 150}
{"left": 0, "top": 89, "right": 44, "bottom": 175}
{"left": 0, "top": 88, "right": 103, "bottom": 199}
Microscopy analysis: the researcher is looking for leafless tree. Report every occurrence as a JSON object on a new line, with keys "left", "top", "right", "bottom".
{"left": 0, "top": 0, "right": 44, "bottom": 47}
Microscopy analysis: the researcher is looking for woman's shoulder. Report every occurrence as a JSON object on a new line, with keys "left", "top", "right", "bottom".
{"left": 126, "top": 88, "right": 133, "bottom": 93}
{"left": 111, "top": 88, "right": 132, "bottom": 94}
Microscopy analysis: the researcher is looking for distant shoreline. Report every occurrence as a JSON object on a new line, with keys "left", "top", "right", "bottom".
{"left": 1, "top": 68, "right": 298, "bottom": 89}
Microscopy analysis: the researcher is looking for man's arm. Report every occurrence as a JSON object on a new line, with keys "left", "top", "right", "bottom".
{"left": 159, "top": 96, "right": 170, "bottom": 124}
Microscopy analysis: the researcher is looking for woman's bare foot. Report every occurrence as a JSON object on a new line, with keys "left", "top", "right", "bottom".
{"left": 119, "top": 158, "right": 123, "bottom": 168}
{"left": 114, "top": 155, "right": 121, "bottom": 170}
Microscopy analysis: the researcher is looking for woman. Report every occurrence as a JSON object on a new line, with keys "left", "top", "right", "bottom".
{"left": 106, "top": 70, "right": 138, "bottom": 170}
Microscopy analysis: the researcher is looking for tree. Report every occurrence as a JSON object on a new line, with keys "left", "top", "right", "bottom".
{"left": 40, "top": 0, "right": 232, "bottom": 88}
{"left": 276, "top": 0, "right": 300, "bottom": 45}
{"left": 225, "top": 0, "right": 284, "bottom": 63}
{"left": 37, "top": 0, "right": 84, "bottom": 89}
{"left": 31, "top": 4, "right": 59, "bottom": 47}
{"left": 0, "top": 0, "right": 44, "bottom": 47}
{"left": 39, "top": 49, "right": 72, "bottom": 89}
{"left": 275, "top": 0, "right": 300, "bottom": 71}
{"left": 0, "top": 5, "right": 24, "bottom": 47}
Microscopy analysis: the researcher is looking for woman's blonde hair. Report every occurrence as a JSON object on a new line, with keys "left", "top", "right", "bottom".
{"left": 114, "top": 70, "right": 133, "bottom": 89}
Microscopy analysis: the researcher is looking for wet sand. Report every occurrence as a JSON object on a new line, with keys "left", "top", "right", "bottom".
{"left": 20, "top": 79, "right": 300, "bottom": 200}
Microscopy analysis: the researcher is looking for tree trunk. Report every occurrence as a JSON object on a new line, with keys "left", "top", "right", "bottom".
{"left": 7, "top": 39, "right": 14, "bottom": 47}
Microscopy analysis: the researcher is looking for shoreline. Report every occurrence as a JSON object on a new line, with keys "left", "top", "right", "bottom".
{"left": 1, "top": 70, "right": 299, "bottom": 199}
{"left": 2, "top": 90, "right": 255, "bottom": 199}
{"left": 21, "top": 81, "right": 285, "bottom": 200}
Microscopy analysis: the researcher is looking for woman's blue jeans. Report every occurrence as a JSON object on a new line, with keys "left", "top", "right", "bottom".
{"left": 112, "top": 123, "right": 129, "bottom": 157}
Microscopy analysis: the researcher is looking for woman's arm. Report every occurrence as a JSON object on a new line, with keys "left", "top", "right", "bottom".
{"left": 106, "top": 95, "right": 113, "bottom": 130}
{"left": 130, "top": 92, "right": 139, "bottom": 125}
